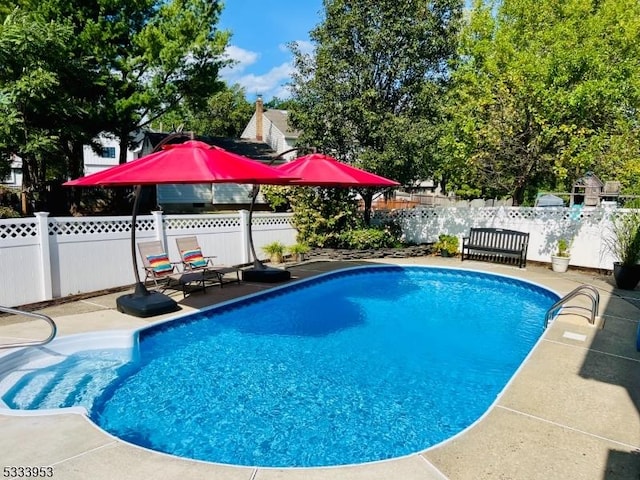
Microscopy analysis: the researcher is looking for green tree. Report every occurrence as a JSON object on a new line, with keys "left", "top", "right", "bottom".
{"left": 0, "top": 9, "right": 107, "bottom": 214}
{"left": 289, "top": 0, "right": 463, "bottom": 224}
{"left": 264, "top": 96, "right": 298, "bottom": 110}
{"left": 153, "top": 83, "right": 253, "bottom": 137}
{"left": 0, "top": 0, "right": 230, "bottom": 213}
{"left": 27, "top": 0, "right": 231, "bottom": 165}
{"left": 443, "top": 0, "right": 640, "bottom": 204}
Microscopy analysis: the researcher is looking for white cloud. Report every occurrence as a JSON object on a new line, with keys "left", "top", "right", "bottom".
{"left": 293, "top": 40, "right": 315, "bottom": 56}
{"left": 220, "top": 41, "right": 313, "bottom": 101}
{"left": 279, "top": 40, "right": 315, "bottom": 56}
{"left": 220, "top": 45, "right": 259, "bottom": 77}
{"left": 229, "top": 62, "right": 295, "bottom": 100}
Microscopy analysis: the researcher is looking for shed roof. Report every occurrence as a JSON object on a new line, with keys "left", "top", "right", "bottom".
{"left": 573, "top": 171, "right": 604, "bottom": 188}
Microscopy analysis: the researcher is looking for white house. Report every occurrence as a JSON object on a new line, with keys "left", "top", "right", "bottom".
{"left": 241, "top": 96, "right": 299, "bottom": 160}
{"left": 2, "top": 134, "right": 138, "bottom": 189}
{"left": 2, "top": 155, "right": 23, "bottom": 188}
{"left": 82, "top": 133, "right": 140, "bottom": 175}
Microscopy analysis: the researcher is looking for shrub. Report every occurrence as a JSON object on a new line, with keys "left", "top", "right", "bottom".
{"left": 289, "top": 187, "right": 360, "bottom": 246}
{"left": 606, "top": 211, "right": 640, "bottom": 266}
{"left": 337, "top": 228, "right": 397, "bottom": 249}
{"left": 261, "top": 185, "right": 291, "bottom": 212}
{"left": 262, "top": 241, "right": 286, "bottom": 256}
{"left": 556, "top": 238, "right": 570, "bottom": 257}
{"left": 0, "top": 206, "right": 20, "bottom": 218}
{"left": 287, "top": 243, "right": 310, "bottom": 255}
{"left": 433, "top": 234, "right": 459, "bottom": 256}
{"left": 262, "top": 241, "right": 286, "bottom": 263}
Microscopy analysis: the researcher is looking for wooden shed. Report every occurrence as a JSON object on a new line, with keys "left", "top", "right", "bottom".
{"left": 570, "top": 172, "right": 604, "bottom": 207}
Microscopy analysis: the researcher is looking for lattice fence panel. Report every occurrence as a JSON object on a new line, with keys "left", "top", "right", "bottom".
{"left": 165, "top": 215, "right": 241, "bottom": 231}
{"left": 251, "top": 214, "right": 294, "bottom": 227}
{"left": 48, "top": 218, "right": 141, "bottom": 236}
{"left": 0, "top": 220, "right": 38, "bottom": 239}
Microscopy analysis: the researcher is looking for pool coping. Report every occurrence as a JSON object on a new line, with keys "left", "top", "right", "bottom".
{"left": 1, "top": 257, "right": 639, "bottom": 480}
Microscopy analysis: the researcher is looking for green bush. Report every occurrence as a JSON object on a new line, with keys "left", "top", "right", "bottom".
{"left": 0, "top": 206, "right": 20, "bottom": 218}
{"left": 262, "top": 241, "right": 286, "bottom": 256}
{"left": 261, "top": 185, "right": 291, "bottom": 212}
{"left": 433, "top": 234, "right": 459, "bottom": 256}
{"left": 606, "top": 211, "right": 640, "bottom": 266}
{"left": 287, "top": 242, "right": 310, "bottom": 255}
{"left": 289, "top": 187, "right": 360, "bottom": 247}
{"left": 337, "top": 228, "right": 398, "bottom": 249}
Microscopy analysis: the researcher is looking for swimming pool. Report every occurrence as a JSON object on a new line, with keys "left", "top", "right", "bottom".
{"left": 0, "top": 266, "right": 559, "bottom": 467}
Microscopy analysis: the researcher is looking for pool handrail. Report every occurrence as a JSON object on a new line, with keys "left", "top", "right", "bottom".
{"left": 0, "top": 305, "right": 57, "bottom": 350}
{"left": 544, "top": 284, "right": 600, "bottom": 328}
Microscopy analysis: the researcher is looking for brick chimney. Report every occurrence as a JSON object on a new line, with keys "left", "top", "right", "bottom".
{"left": 255, "top": 95, "right": 263, "bottom": 142}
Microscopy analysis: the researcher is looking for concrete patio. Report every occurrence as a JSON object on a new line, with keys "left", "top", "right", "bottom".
{"left": 1, "top": 257, "right": 639, "bottom": 480}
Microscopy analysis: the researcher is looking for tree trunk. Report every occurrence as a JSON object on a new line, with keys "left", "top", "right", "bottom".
{"left": 362, "top": 191, "right": 373, "bottom": 226}
{"left": 118, "top": 129, "right": 129, "bottom": 165}
{"left": 439, "top": 175, "right": 448, "bottom": 196}
{"left": 66, "top": 140, "right": 84, "bottom": 214}
{"left": 114, "top": 129, "right": 131, "bottom": 213}
{"left": 512, "top": 185, "right": 525, "bottom": 206}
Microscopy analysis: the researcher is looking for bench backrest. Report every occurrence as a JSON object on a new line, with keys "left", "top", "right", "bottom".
{"left": 468, "top": 228, "right": 529, "bottom": 251}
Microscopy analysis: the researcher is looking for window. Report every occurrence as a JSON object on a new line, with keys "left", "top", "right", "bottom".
{"left": 101, "top": 147, "right": 116, "bottom": 158}
{"left": 1, "top": 170, "right": 15, "bottom": 184}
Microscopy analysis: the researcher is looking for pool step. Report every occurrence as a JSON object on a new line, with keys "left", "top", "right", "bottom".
{"left": 2, "top": 355, "right": 125, "bottom": 411}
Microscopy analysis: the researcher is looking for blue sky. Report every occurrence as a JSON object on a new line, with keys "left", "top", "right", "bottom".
{"left": 219, "top": 0, "right": 324, "bottom": 102}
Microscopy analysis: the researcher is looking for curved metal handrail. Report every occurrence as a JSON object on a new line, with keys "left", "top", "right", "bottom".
{"left": 0, "top": 305, "right": 57, "bottom": 350}
{"left": 544, "top": 285, "right": 600, "bottom": 328}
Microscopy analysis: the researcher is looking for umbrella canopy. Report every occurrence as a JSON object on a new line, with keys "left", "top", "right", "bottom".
{"left": 64, "top": 140, "right": 294, "bottom": 186}
{"left": 275, "top": 153, "right": 400, "bottom": 187}
{"left": 62, "top": 139, "right": 297, "bottom": 317}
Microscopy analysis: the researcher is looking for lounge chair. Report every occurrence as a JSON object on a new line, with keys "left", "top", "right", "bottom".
{"left": 175, "top": 236, "right": 241, "bottom": 287}
{"left": 137, "top": 240, "right": 206, "bottom": 297}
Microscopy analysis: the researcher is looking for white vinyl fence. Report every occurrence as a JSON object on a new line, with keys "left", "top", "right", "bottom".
{"left": 0, "top": 211, "right": 296, "bottom": 307}
{"left": 0, "top": 206, "right": 629, "bottom": 307}
{"left": 373, "top": 205, "right": 623, "bottom": 271}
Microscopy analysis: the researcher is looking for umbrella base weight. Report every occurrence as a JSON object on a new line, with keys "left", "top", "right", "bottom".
{"left": 116, "top": 291, "right": 180, "bottom": 318}
{"left": 242, "top": 267, "right": 291, "bottom": 283}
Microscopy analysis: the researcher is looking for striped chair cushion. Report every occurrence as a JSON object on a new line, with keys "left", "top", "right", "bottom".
{"left": 146, "top": 253, "right": 173, "bottom": 273}
{"left": 182, "top": 248, "right": 207, "bottom": 268}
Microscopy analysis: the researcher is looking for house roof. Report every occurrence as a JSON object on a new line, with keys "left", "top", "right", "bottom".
{"left": 143, "top": 132, "right": 281, "bottom": 164}
{"left": 263, "top": 110, "right": 300, "bottom": 139}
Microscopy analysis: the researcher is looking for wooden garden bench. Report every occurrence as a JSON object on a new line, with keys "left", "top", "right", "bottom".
{"left": 461, "top": 228, "right": 529, "bottom": 268}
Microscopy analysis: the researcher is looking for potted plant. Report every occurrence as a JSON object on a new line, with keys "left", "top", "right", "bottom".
{"left": 551, "top": 238, "right": 571, "bottom": 273}
{"left": 262, "top": 241, "right": 286, "bottom": 264}
{"left": 287, "top": 243, "right": 310, "bottom": 262}
{"left": 606, "top": 211, "right": 640, "bottom": 290}
{"left": 433, "top": 234, "right": 459, "bottom": 257}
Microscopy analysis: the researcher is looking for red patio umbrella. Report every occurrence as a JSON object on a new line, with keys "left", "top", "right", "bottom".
{"left": 64, "top": 138, "right": 296, "bottom": 317}
{"left": 275, "top": 153, "right": 400, "bottom": 187}
{"left": 65, "top": 140, "right": 295, "bottom": 186}
{"left": 243, "top": 152, "right": 401, "bottom": 283}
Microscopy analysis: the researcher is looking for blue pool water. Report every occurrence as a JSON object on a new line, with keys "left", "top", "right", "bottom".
{"left": 2, "top": 266, "right": 558, "bottom": 467}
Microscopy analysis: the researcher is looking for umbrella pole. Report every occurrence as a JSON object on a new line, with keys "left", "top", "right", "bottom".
{"left": 129, "top": 184, "right": 147, "bottom": 296}
{"left": 127, "top": 132, "right": 191, "bottom": 298}
{"left": 116, "top": 184, "right": 178, "bottom": 317}
{"left": 247, "top": 147, "right": 299, "bottom": 271}
{"left": 248, "top": 185, "right": 266, "bottom": 270}
{"left": 241, "top": 147, "right": 300, "bottom": 283}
